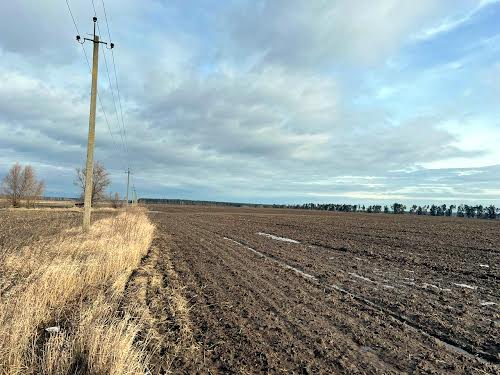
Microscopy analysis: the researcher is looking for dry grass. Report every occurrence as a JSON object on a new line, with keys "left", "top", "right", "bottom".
{"left": 0, "top": 208, "right": 154, "bottom": 374}
{"left": 2, "top": 207, "right": 120, "bottom": 213}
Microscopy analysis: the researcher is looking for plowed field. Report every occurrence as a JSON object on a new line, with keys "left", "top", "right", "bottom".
{"left": 3, "top": 208, "right": 497, "bottom": 373}
{"left": 139, "top": 206, "right": 499, "bottom": 374}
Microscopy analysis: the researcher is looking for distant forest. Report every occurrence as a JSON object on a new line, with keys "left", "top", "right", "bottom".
{"left": 140, "top": 199, "right": 500, "bottom": 219}
{"left": 285, "top": 203, "right": 499, "bottom": 219}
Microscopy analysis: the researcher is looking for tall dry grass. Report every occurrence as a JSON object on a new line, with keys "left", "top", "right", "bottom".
{"left": 0, "top": 209, "right": 154, "bottom": 374}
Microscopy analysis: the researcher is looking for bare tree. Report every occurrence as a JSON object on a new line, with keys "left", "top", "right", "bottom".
{"left": 75, "top": 161, "right": 111, "bottom": 205}
{"left": 23, "top": 166, "right": 45, "bottom": 208}
{"left": 1, "top": 163, "right": 45, "bottom": 207}
{"left": 111, "top": 192, "right": 122, "bottom": 209}
{"left": 1, "top": 163, "right": 22, "bottom": 207}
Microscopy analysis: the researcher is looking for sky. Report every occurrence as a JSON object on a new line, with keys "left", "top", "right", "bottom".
{"left": 1, "top": 0, "right": 499, "bottom": 206}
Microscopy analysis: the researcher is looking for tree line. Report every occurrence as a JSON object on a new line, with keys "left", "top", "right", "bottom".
{"left": 283, "top": 203, "right": 500, "bottom": 219}
{"left": 1, "top": 162, "right": 498, "bottom": 218}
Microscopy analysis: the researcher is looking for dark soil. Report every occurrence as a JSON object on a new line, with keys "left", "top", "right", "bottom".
{"left": 138, "top": 205, "right": 499, "bottom": 374}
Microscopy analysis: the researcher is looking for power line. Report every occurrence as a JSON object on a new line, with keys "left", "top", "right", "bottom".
{"left": 100, "top": 42, "right": 129, "bottom": 165}
{"left": 89, "top": 0, "right": 132, "bottom": 173}
{"left": 65, "top": 0, "right": 126, "bottom": 171}
{"left": 67, "top": 0, "right": 133, "bottom": 203}
{"left": 90, "top": 0, "right": 128, "bottom": 156}
{"left": 97, "top": 0, "right": 132, "bottom": 171}
{"left": 81, "top": 42, "right": 122, "bottom": 160}
{"left": 100, "top": 0, "right": 113, "bottom": 43}
{"left": 65, "top": 0, "right": 80, "bottom": 35}
{"left": 89, "top": 0, "right": 135, "bottom": 202}
{"left": 109, "top": 49, "right": 131, "bottom": 167}
{"left": 90, "top": 0, "right": 98, "bottom": 17}
{"left": 66, "top": 0, "right": 114, "bottom": 145}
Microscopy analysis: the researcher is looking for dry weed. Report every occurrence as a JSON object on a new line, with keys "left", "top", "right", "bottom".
{"left": 0, "top": 209, "right": 154, "bottom": 374}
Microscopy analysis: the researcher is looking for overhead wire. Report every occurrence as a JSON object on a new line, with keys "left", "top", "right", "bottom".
{"left": 89, "top": 0, "right": 131, "bottom": 171}
{"left": 98, "top": 0, "right": 133, "bottom": 175}
{"left": 100, "top": 0, "right": 132, "bottom": 167}
{"left": 65, "top": 0, "right": 125, "bottom": 171}
{"left": 100, "top": 44, "right": 129, "bottom": 163}
{"left": 91, "top": 0, "right": 131, "bottom": 176}
{"left": 65, "top": 0, "right": 81, "bottom": 36}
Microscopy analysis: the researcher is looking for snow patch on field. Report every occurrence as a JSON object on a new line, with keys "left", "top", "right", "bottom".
{"left": 224, "top": 237, "right": 265, "bottom": 258}
{"left": 453, "top": 283, "right": 477, "bottom": 290}
{"left": 257, "top": 232, "right": 300, "bottom": 243}
{"left": 349, "top": 272, "right": 375, "bottom": 283}
{"left": 479, "top": 264, "right": 489, "bottom": 268}
{"left": 402, "top": 280, "right": 416, "bottom": 287}
{"left": 224, "top": 237, "right": 315, "bottom": 280}
{"left": 223, "top": 235, "right": 492, "bottom": 364}
{"left": 422, "top": 283, "right": 452, "bottom": 293}
{"left": 401, "top": 280, "right": 451, "bottom": 293}
{"left": 480, "top": 301, "right": 496, "bottom": 306}
{"left": 281, "top": 263, "right": 317, "bottom": 280}
{"left": 422, "top": 283, "right": 442, "bottom": 291}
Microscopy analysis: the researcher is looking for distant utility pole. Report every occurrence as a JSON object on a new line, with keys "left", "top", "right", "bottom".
{"left": 125, "top": 168, "right": 130, "bottom": 206}
{"left": 132, "top": 186, "right": 137, "bottom": 205}
{"left": 76, "top": 17, "right": 114, "bottom": 231}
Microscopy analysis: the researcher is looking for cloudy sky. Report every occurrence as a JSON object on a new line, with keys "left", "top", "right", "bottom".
{"left": 1, "top": 0, "right": 499, "bottom": 205}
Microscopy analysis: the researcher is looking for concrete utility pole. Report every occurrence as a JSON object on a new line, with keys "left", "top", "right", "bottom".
{"left": 125, "top": 168, "right": 130, "bottom": 206}
{"left": 76, "top": 17, "right": 114, "bottom": 231}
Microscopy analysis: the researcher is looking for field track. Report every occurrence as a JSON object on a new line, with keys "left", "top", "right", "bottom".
{"left": 133, "top": 206, "right": 499, "bottom": 374}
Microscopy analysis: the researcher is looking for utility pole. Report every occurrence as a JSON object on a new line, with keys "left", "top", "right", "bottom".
{"left": 76, "top": 17, "right": 114, "bottom": 231}
{"left": 125, "top": 168, "right": 130, "bottom": 206}
{"left": 131, "top": 185, "right": 136, "bottom": 205}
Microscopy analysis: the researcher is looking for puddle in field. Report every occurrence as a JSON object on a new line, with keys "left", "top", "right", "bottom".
{"left": 257, "top": 232, "right": 300, "bottom": 243}
{"left": 453, "top": 283, "right": 478, "bottom": 290}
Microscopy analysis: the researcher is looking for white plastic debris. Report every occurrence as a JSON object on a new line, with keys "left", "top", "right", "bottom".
{"left": 45, "top": 326, "right": 60, "bottom": 333}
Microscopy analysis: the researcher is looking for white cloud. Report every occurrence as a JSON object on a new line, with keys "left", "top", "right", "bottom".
{"left": 0, "top": 0, "right": 498, "bottom": 204}
{"left": 226, "top": 0, "right": 442, "bottom": 66}
{"left": 413, "top": 0, "right": 500, "bottom": 41}
{"left": 375, "top": 86, "right": 399, "bottom": 100}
